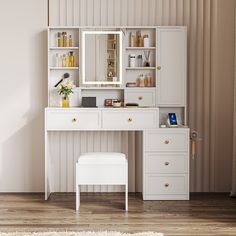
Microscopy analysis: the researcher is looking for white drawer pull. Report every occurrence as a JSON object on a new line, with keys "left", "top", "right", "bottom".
{"left": 164, "top": 162, "right": 170, "bottom": 166}
{"left": 128, "top": 118, "right": 132, "bottom": 122}
{"left": 164, "top": 140, "right": 170, "bottom": 144}
{"left": 72, "top": 118, "right": 77, "bottom": 122}
{"left": 164, "top": 183, "right": 169, "bottom": 188}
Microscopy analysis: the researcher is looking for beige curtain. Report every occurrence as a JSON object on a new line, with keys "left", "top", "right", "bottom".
{"left": 231, "top": 1, "right": 236, "bottom": 197}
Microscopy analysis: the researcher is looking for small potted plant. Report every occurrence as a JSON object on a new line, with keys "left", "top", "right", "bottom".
{"left": 57, "top": 79, "right": 75, "bottom": 108}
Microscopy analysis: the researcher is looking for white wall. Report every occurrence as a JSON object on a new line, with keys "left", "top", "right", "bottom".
{"left": 0, "top": 0, "right": 47, "bottom": 191}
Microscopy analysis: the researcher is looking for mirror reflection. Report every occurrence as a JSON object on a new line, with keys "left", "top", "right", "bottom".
{"left": 82, "top": 31, "right": 122, "bottom": 85}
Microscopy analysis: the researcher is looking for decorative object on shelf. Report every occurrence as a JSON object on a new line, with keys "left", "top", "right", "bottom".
{"left": 143, "top": 50, "right": 151, "bottom": 67}
{"left": 126, "top": 82, "right": 137, "bottom": 87}
{"left": 137, "top": 31, "right": 143, "bottom": 47}
{"left": 129, "top": 32, "right": 135, "bottom": 47}
{"left": 54, "top": 53, "right": 60, "bottom": 67}
{"left": 112, "top": 100, "right": 122, "bottom": 108}
{"left": 68, "top": 35, "right": 73, "bottom": 47}
{"left": 81, "top": 97, "right": 97, "bottom": 107}
{"left": 53, "top": 52, "right": 76, "bottom": 68}
{"left": 56, "top": 31, "right": 74, "bottom": 48}
{"left": 143, "top": 34, "right": 149, "bottom": 47}
{"left": 57, "top": 32, "right": 61, "bottom": 47}
{"left": 125, "top": 103, "right": 139, "bottom": 107}
{"left": 137, "top": 55, "right": 143, "bottom": 67}
{"left": 104, "top": 99, "right": 113, "bottom": 107}
{"left": 54, "top": 73, "right": 70, "bottom": 87}
{"left": 136, "top": 74, "right": 145, "bottom": 87}
{"left": 57, "top": 78, "right": 75, "bottom": 108}
{"left": 129, "top": 54, "right": 136, "bottom": 67}
{"left": 62, "top": 32, "right": 67, "bottom": 47}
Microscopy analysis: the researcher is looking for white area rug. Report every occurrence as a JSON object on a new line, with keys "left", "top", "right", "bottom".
{"left": 0, "top": 232, "right": 163, "bottom": 236}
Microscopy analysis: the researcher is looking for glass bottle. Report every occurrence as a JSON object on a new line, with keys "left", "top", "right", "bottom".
{"left": 69, "top": 51, "right": 75, "bottom": 67}
{"left": 129, "top": 32, "right": 135, "bottom": 47}
{"left": 68, "top": 35, "right": 73, "bottom": 47}
{"left": 57, "top": 32, "right": 61, "bottom": 47}
{"left": 62, "top": 54, "right": 67, "bottom": 67}
{"left": 137, "top": 31, "right": 142, "bottom": 47}
{"left": 63, "top": 32, "right": 67, "bottom": 47}
{"left": 55, "top": 53, "right": 60, "bottom": 67}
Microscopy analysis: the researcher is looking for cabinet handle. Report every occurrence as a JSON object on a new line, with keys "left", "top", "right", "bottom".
{"left": 138, "top": 96, "right": 143, "bottom": 100}
{"left": 72, "top": 118, "right": 77, "bottom": 122}
{"left": 128, "top": 118, "right": 132, "bottom": 122}
{"left": 157, "top": 66, "right": 161, "bottom": 70}
{"left": 164, "top": 140, "right": 170, "bottom": 144}
{"left": 164, "top": 183, "right": 169, "bottom": 188}
{"left": 164, "top": 162, "right": 170, "bottom": 166}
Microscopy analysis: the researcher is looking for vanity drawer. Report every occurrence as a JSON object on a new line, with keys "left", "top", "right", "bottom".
{"left": 125, "top": 89, "right": 155, "bottom": 107}
{"left": 145, "top": 153, "right": 188, "bottom": 173}
{"left": 145, "top": 174, "right": 188, "bottom": 195}
{"left": 46, "top": 110, "right": 101, "bottom": 130}
{"left": 145, "top": 130, "right": 189, "bottom": 152}
{"left": 102, "top": 110, "right": 158, "bottom": 130}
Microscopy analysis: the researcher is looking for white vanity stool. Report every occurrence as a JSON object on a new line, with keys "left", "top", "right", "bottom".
{"left": 76, "top": 152, "right": 128, "bottom": 211}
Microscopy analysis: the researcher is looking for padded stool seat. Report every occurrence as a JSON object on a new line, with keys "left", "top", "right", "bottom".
{"left": 76, "top": 152, "right": 128, "bottom": 211}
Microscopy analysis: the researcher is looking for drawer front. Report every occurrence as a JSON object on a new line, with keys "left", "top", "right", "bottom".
{"left": 145, "top": 130, "right": 189, "bottom": 151}
{"left": 46, "top": 111, "right": 100, "bottom": 130}
{"left": 102, "top": 110, "right": 157, "bottom": 130}
{"left": 125, "top": 90, "right": 155, "bottom": 107}
{"left": 145, "top": 174, "right": 188, "bottom": 195}
{"left": 145, "top": 153, "right": 188, "bottom": 173}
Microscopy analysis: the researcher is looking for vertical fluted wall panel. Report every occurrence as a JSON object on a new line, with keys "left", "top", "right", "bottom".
{"left": 48, "top": 0, "right": 234, "bottom": 192}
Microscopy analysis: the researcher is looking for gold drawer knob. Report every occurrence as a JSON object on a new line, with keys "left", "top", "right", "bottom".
{"left": 128, "top": 118, "right": 132, "bottom": 122}
{"left": 157, "top": 65, "right": 161, "bottom": 70}
{"left": 72, "top": 118, "right": 77, "bottom": 122}
{"left": 164, "top": 140, "right": 170, "bottom": 144}
{"left": 138, "top": 96, "right": 143, "bottom": 100}
{"left": 164, "top": 162, "right": 170, "bottom": 166}
{"left": 164, "top": 183, "right": 169, "bottom": 188}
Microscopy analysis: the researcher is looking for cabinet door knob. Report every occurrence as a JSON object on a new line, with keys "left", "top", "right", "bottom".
{"left": 128, "top": 118, "right": 132, "bottom": 122}
{"left": 164, "top": 183, "right": 169, "bottom": 188}
{"left": 164, "top": 140, "right": 170, "bottom": 144}
{"left": 164, "top": 162, "right": 170, "bottom": 166}
{"left": 72, "top": 118, "right": 77, "bottom": 122}
{"left": 157, "top": 66, "right": 161, "bottom": 70}
{"left": 138, "top": 96, "right": 143, "bottom": 100}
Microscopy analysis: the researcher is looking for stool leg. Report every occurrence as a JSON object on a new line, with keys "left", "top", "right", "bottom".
{"left": 76, "top": 184, "right": 80, "bottom": 211}
{"left": 125, "top": 184, "right": 128, "bottom": 211}
{"left": 76, "top": 164, "right": 80, "bottom": 211}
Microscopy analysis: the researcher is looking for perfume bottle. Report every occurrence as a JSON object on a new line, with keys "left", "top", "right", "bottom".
{"left": 62, "top": 54, "right": 67, "bottom": 67}
{"left": 68, "top": 35, "right": 72, "bottom": 47}
{"left": 55, "top": 53, "right": 60, "bottom": 67}
{"left": 137, "top": 31, "right": 142, "bottom": 47}
{"left": 57, "top": 32, "right": 61, "bottom": 47}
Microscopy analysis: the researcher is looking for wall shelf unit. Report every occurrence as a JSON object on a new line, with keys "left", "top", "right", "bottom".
{"left": 48, "top": 26, "right": 187, "bottom": 110}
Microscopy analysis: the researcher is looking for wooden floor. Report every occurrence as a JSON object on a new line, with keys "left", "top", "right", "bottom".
{"left": 0, "top": 193, "right": 236, "bottom": 235}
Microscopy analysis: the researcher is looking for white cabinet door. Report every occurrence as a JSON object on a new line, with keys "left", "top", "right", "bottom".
{"left": 157, "top": 28, "right": 187, "bottom": 106}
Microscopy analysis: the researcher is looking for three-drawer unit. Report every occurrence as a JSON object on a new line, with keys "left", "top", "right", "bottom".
{"left": 143, "top": 129, "right": 190, "bottom": 200}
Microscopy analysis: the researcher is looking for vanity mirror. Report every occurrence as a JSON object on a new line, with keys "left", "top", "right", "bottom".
{"left": 82, "top": 31, "right": 123, "bottom": 85}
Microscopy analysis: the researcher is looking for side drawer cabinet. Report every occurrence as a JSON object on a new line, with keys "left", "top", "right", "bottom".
{"left": 143, "top": 128, "right": 190, "bottom": 200}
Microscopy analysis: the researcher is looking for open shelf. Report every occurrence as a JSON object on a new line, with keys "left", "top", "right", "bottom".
{"left": 126, "top": 67, "right": 156, "bottom": 70}
{"left": 50, "top": 47, "right": 79, "bottom": 50}
{"left": 50, "top": 67, "right": 79, "bottom": 70}
{"left": 80, "top": 86, "right": 124, "bottom": 90}
{"left": 126, "top": 47, "right": 156, "bottom": 50}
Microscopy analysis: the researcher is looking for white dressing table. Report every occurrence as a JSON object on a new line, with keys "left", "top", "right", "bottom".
{"left": 45, "top": 26, "right": 189, "bottom": 201}
{"left": 45, "top": 107, "right": 189, "bottom": 200}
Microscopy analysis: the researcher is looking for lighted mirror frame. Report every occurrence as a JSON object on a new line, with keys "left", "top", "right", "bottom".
{"left": 82, "top": 31, "right": 123, "bottom": 85}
